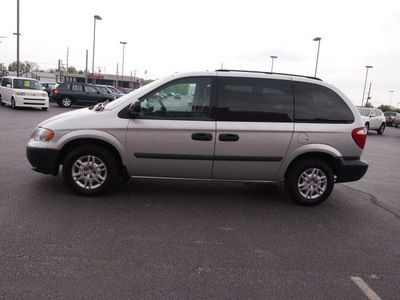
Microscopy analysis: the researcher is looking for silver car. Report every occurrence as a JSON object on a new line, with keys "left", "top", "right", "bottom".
{"left": 27, "top": 70, "right": 368, "bottom": 205}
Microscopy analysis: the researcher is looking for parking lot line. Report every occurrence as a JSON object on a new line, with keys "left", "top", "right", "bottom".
{"left": 351, "top": 277, "right": 382, "bottom": 300}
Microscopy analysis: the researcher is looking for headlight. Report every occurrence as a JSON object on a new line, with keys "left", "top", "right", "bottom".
{"left": 33, "top": 127, "right": 54, "bottom": 141}
{"left": 17, "top": 92, "right": 25, "bottom": 96}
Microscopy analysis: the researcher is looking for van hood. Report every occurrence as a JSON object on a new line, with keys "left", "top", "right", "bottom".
{"left": 37, "top": 107, "right": 114, "bottom": 131}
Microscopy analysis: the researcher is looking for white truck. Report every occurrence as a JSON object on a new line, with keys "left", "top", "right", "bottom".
{"left": 0, "top": 76, "right": 49, "bottom": 110}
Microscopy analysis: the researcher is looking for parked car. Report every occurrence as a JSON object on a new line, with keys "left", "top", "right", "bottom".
{"left": 40, "top": 82, "right": 57, "bottom": 96}
{"left": 93, "top": 84, "right": 123, "bottom": 99}
{"left": 112, "top": 86, "right": 129, "bottom": 94}
{"left": 384, "top": 111, "right": 400, "bottom": 127}
{"left": 167, "top": 92, "right": 181, "bottom": 99}
{"left": 26, "top": 70, "right": 368, "bottom": 206}
{"left": 0, "top": 76, "right": 49, "bottom": 110}
{"left": 357, "top": 107, "right": 386, "bottom": 134}
{"left": 50, "top": 82, "right": 115, "bottom": 107}
{"left": 394, "top": 114, "right": 400, "bottom": 127}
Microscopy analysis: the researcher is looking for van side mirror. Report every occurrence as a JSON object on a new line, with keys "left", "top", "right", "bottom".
{"left": 129, "top": 100, "right": 141, "bottom": 116}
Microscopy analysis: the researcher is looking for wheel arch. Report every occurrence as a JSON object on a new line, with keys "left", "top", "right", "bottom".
{"left": 284, "top": 152, "right": 338, "bottom": 180}
{"left": 57, "top": 138, "right": 127, "bottom": 178}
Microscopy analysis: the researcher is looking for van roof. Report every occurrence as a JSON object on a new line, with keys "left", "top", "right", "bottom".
{"left": 215, "top": 69, "right": 322, "bottom": 81}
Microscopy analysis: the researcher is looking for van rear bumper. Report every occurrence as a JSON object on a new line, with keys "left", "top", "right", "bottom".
{"left": 335, "top": 157, "right": 368, "bottom": 183}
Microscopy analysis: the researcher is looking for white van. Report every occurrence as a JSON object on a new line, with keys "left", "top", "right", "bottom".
{"left": 0, "top": 76, "right": 49, "bottom": 110}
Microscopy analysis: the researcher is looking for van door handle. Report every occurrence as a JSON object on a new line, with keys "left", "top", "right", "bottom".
{"left": 219, "top": 134, "right": 239, "bottom": 142}
{"left": 192, "top": 133, "right": 213, "bottom": 141}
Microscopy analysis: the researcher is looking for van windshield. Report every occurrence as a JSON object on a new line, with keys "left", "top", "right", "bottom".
{"left": 105, "top": 78, "right": 162, "bottom": 110}
{"left": 13, "top": 79, "right": 41, "bottom": 90}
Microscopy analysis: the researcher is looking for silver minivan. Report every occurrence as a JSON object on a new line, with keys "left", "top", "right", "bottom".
{"left": 26, "top": 70, "right": 368, "bottom": 205}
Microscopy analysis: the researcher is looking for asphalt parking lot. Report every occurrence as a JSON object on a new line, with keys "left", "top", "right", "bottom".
{"left": 1, "top": 103, "right": 400, "bottom": 299}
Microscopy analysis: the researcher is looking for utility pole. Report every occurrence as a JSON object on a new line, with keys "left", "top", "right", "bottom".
{"left": 365, "top": 82, "right": 372, "bottom": 107}
{"left": 85, "top": 49, "right": 88, "bottom": 84}
{"left": 66, "top": 47, "right": 69, "bottom": 81}
{"left": 361, "top": 66, "right": 373, "bottom": 107}
{"left": 16, "top": 0, "right": 20, "bottom": 77}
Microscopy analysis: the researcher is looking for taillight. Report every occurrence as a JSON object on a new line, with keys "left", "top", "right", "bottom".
{"left": 352, "top": 127, "right": 367, "bottom": 149}
{"left": 54, "top": 89, "right": 59, "bottom": 95}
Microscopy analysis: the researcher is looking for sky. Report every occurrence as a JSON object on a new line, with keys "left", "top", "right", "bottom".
{"left": 1, "top": 0, "right": 400, "bottom": 108}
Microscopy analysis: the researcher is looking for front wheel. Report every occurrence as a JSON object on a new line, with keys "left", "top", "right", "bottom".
{"left": 377, "top": 123, "right": 385, "bottom": 135}
{"left": 62, "top": 145, "right": 119, "bottom": 196}
{"left": 11, "top": 98, "right": 17, "bottom": 109}
{"left": 285, "top": 159, "right": 334, "bottom": 206}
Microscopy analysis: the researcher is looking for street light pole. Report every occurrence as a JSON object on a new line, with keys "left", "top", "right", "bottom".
{"left": 361, "top": 66, "right": 373, "bottom": 107}
{"left": 16, "top": 0, "right": 20, "bottom": 77}
{"left": 270, "top": 56, "right": 277, "bottom": 72}
{"left": 313, "top": 37, "right": 321, "bottom": 77}
{"left": 120, "top": 42, "right": 127, "bottom": 88}
{"left": 389, "top": 90, "right": 394, "bottom": 107}
{"left": 130, "top": 69, "right": 137, "bottom": 88}
{"left": 92, "top": 15, "right": 102, "bottom": 84}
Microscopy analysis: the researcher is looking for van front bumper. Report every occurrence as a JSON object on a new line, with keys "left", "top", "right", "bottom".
{"left": 26, "top": 146, "right": 60, "bottom": 175}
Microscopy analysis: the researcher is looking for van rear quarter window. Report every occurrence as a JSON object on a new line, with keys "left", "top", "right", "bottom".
{"left": 293, "top": 82, "right": 354, "bottom": 123}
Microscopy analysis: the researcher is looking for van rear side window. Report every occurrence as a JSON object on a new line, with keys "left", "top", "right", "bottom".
{"left": 217, "top": 77, "right": 294, "bottom": 122}
{"left": 293, "top": 82, "right": 354, "bottom": 123}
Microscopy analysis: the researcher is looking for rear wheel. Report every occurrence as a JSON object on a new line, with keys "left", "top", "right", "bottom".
{"left": 0, "top": 94, "right": 4, "bottom": 106}
{"left": 365, "top": 123, "right": 370, "bottom": 132}
{"left": 62, "top": 145, "right": 119, "bottom": 196}
{"left": 285, "top": 159, "right": 334, "bottom": 206}
{"left": 377, "top": 123, "right": 385, "bottom": 135}
{"left": 60, "top": 97, "right": 72, "bottom": 107}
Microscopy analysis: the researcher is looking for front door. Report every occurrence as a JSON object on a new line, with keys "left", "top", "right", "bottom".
{"left": 125, "top": 77, "right": 217, "bottom": 179}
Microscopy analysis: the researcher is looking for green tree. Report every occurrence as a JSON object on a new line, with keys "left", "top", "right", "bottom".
{"left": 141, "top": 79, "right": 155, "bottom": 85}
{"left": 67, "top": 66, "right": 77, "bottom": 73}
{"left": 8, "top": 61, "right": 38, "bottom": 73}
{"left": 378, "top": 104, "right": 400, "bottom": 113}
{"left": 365, "top": 102, "right": 374, "bottom": 108}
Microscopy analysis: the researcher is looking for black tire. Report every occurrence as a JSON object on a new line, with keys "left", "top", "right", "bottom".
{"left": 42, "top": 107, "right": 48, "bottom": 111}
{"left": 60, "top": 97, "right": 73, "bottom": 108}
{"left": 377, "top": 123, "right": 385, "bottom": 135}
{"left": 62, "top": 145, "right": 119, "bottom": 196}
{"left": 0, "top": 94, "right": 5, "bottom": 106}
{"left": 285, "top": 159, "right": 334, "bottom": 206}
{"left": 365, "top": 123, "right": 370, "bottom": 132}
{"left": 11, "top": 98, "right": 17, "bottom": 109}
